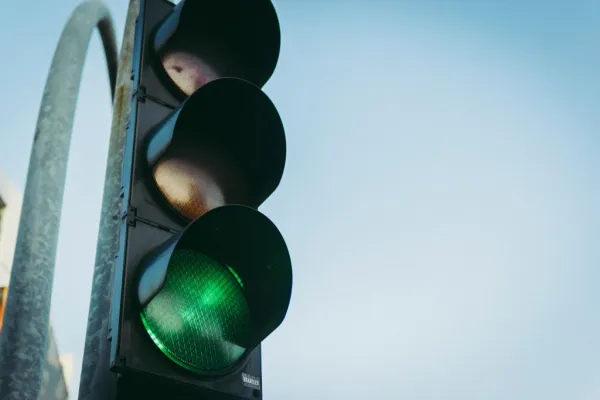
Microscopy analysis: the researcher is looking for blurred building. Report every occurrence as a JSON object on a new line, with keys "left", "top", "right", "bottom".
{"left": 0, "top": 171, "right": 20, "bottom": 288}
{"left": 0, "top": 170, "right": 71, "bottom": 400}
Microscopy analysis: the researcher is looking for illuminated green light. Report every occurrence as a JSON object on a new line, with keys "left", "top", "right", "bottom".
{"left": 140, "top": 249, "right": 251, "bottom": 373}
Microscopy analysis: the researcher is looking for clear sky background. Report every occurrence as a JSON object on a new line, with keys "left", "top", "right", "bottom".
{"left": 0, "top": 0, "right": 599, "bottom": 399}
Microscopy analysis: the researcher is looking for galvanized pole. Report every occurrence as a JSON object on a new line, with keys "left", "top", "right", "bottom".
{"left": 78, "top": 1, "right": 140, "bottom": 399}
{"left": 0, "top": 2, "right": 117, "bottom": 399}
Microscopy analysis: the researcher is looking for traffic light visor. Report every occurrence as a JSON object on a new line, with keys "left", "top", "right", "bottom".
{"left": 137, "top": 205, "right": 292, "bottom": 375}
{"left": 146, "top": 77, "right": 286, "bottom": 216}
{"left": 154, "top": 0, "right": 281, "bottom": 91}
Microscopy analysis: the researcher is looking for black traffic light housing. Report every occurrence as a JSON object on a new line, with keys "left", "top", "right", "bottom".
{"left": 109, "top": 0, "right": 291, "bottom": 398}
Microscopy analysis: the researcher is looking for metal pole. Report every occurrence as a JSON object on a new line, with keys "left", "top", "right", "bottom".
{"left": 78, "top": 1, "right": 140, "bottom": 399}
{"left": 0, "top": 2, "right": 117, "bottom": 399}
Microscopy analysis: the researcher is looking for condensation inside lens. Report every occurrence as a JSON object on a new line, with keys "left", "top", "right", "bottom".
{"left": 140, "top": 249, "right": 251, "bottom": 373}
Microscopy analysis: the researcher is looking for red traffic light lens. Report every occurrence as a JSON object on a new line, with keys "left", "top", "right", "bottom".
{"left": 161, "top": 51, "right": 220, "bottom": 96}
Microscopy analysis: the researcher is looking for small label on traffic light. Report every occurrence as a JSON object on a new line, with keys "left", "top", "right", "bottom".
{"left": 241, "top": 373, "right": 261, "bottom": 390}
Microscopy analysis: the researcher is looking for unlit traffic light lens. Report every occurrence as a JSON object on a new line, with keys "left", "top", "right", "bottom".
{"left": 140, "top": 249, "right": 251, "bottom": 373}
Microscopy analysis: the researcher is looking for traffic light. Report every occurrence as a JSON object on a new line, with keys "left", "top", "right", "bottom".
{"left": 109, "top": 0, "right": 292, "bottom": 398}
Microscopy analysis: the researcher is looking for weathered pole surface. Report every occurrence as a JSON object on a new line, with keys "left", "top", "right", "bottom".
{"left": 0, "top": 2, "right": 117, "bottom": 399}
{"left": 78, "top": 1, "right": 140, "bottom": 399}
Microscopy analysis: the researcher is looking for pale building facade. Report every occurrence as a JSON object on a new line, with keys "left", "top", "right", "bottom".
{"left": 0, "top": 170, "right": 21, "bottom": 287}
{"left": 0, "top": 170, "right": 71, "bottom": 399}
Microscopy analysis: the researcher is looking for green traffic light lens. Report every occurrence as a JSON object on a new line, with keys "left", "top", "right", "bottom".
{"left": 140, "top": 249, "right": 251, "bottom": 373}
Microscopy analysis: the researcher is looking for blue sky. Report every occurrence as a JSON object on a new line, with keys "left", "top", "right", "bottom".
{"left": 1, "top": 0, "right": 599, "bottom": 399}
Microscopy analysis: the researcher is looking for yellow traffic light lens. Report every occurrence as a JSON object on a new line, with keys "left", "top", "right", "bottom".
{"left": 151, "top": 144, "right": 248, "bottom": 221}
{"left": 153, "top": 157, "right": 225, "bottom": 220}
{"left": 162, "top": 51, "right": 219, "bottom": 95}
{"left": 140, "top": 249, "right": 251, "bottom": 373}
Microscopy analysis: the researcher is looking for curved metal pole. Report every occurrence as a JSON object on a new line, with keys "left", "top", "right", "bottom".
{"left": 98, "top": 14, "right": 118, "bottom": 101}
{"left": 78, "top": 1, "right": 140, "bottom": 399}
{"left": 0, "top": 2, "right": 117, "bottom": 399}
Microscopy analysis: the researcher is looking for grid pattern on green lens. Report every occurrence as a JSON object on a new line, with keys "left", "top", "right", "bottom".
{"left": 140, "top": 249, "right": 251, "bottom": 373}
